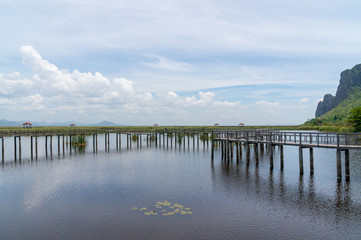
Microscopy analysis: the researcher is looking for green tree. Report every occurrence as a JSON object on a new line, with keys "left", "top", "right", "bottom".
{"left": 349, "top": 106, "right": 361, "bottom": 131}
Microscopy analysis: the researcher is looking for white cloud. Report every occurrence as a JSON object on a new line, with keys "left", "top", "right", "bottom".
{"left": 1, "top": 46, "right": 265, "bottom": 124}
{"left": 143, "top": 55, "right": 192, "bottom": 72}
{"left": 299, "top": 98, "right": 309, "bottom": 104}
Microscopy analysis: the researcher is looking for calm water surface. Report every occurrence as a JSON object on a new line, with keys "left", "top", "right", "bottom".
{"left": 0, "top": 134, "right": 361, "bottom": 239}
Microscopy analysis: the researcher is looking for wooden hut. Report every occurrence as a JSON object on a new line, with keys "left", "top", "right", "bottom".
{"left": 22, "top": 122, "right": 32, "bottom": 128}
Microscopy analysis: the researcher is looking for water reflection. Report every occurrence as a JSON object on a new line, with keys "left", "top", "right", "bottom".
{"left": 211, "top": 155, "right": 361, "bottom": 227}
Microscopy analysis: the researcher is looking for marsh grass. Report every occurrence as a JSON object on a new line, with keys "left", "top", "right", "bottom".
{"left": 71, "top": 135, "right": 87, "bottom": 146}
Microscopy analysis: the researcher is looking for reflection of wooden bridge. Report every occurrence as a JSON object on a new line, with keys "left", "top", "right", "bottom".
{"left": 211, "top": 130, "right": 361, "bottom": 182}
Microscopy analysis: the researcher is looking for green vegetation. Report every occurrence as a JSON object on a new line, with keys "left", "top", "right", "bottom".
{"left": 71, "top": 135, "right": 87, "bottom": 146}
{"left": 132, "top": 134, "right": 138, "bottom": 141}
{"left": 302, "top": 88, "right": 361, "bottom": 132}
{"left": 349, "top": 106, "right": 361, "bottom": 131}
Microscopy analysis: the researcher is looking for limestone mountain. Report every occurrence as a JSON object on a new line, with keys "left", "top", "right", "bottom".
{"left": 316, "top": 64, "right": 361, "bottom": 117}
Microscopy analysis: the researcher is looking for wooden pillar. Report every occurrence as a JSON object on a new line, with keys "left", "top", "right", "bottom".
{"left": 170, "top": 133, "right": 173, "bottom": 148}
{"left": 299, "top": 147, "right": 304, "bottom": 175}
{"left": 58, "top": 135, "right": 61, "bottom": 155}
{"left": 246, "top": 143, "right": 250, "bottom": 164}
{"left": 1, "top": 137, "right": 4, "bottom": 163}
{"left": 118, "top": 134, "right": 121, "bottom": 150}
{"left": 309, "top": 148, "right": 314, "bottom": 175}
{"left": 220, "top": 141, "right": 224, "bottom": 160}
{"left": 69, "top": 135, "right": 72, "bottom": 155}
{"left": 50, "top": 135, "right": 52, "bottom": 156}
{"left": 345, "top": 149, "right": 350, "bottom": 182}
{"left": 337, "top": 149, "right": 342, "bottom": 182}
{"left": 255, "top": 143, "right": 259, "bottom": 162}
{"left": 45, "top": 135, "right": 48, "bottom": 156}
{"left": 188, "top": 132, "right": 190, "bottom": 149}
{"left": 127, "top": 134, "right": 129, "bottom": 148}
{"left": 270, "top": 144, "right": 274, "bottom": 170}
{"left": 197, "top": 133, "right": 199, "bottom": 149}
{"left": 206, "top": 133, "right": 209, "bottom": 149}
{"left": 236, "top": 142, "right": 239, "bottom": 161}
{"left": 230, "top": 142, "right": 233, "bottom": 161}
{"left": 63, "top": 135, "right": 65, "bottom": 155}
{"left": 193, "top": 133, "right": 195, "bottom": 149}
{"left": 36, "top": 135, "right": 38, "bottom": 159}
{"left": 155, "top": 133, "right": 158, "bottom": 147}
{"left": 31, "top": 136, "right": 34, "bottom": 160}
{"left": 167, "top": 133, "right": 169, "bottom": 148}
{"left": 239, "top": 142, "right": 242, "bottom": 159}
{"left": 280, "top": 145, "right": 284, "bottom": 170}
{"left": 211, "top": 139, "right": 214, "bottom": 161}
{"left": 14, "top": 136, "right": 17, "bottom": 161}
{"left": 19, "top": 135, "right": 22, "bottom": 161}
{"left": 116, "top": 133, "right": 119, "bottom": 151}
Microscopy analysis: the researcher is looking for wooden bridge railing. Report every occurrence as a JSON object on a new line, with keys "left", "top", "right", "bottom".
{"left": 213, "top": 130, "right": 361, "bottom": 149}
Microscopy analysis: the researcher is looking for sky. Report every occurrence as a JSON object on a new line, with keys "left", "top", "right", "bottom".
{"left": 1, "top": 0, "right": 361, "bottom": 125}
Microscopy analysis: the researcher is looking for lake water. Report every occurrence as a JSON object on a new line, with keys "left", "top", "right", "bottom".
{"left": 0, "top": 134, "right": 361, "bottom": 239}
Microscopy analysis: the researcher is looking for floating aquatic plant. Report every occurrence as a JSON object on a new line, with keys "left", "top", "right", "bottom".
{"left": 132, "top": 201, "right": 193, "bottom": 216}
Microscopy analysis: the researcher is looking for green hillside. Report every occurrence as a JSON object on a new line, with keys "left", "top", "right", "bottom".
{"left": 303, "top": 88, "right": 361, "bottom": 132}
{"left": 320, "top": 87, "right": 361, "bottom": 123}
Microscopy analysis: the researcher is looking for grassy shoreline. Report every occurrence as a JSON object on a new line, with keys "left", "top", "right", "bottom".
{"left": 0, "top": 124, "right": 356, "bottom": 133}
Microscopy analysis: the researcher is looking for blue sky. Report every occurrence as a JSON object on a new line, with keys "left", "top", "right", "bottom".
{"left": 1, "top": 0, "right": 361, "bottom": 125}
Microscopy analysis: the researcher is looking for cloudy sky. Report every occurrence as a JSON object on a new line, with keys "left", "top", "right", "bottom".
{"left": 1, "top": 0, "right": 361, "bottom": 125}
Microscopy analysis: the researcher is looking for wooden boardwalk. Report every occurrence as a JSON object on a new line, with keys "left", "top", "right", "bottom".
{"left": 212, "top": 130, "right": 361, "bottom": 182}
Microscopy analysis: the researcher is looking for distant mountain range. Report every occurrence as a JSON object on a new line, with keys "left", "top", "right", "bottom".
{"left": 0, "top": 119, "right": 120, "bottom": 127}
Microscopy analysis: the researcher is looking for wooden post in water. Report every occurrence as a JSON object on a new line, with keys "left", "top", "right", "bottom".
{"left": 155, "top": 133, "right": 158, "bottom": 147}
{"left": 1, "top": 137, "right": 4, "bottom": 163}
{"left": 280, "top": 145, "right": 284, "bottom": 170}
{"left": 166, "top": 133, "right": 169, "bottom": 148}
{"left": 36, "top": 135, "right": 38, "bottom": 159}
{"left": 19, "top": 135, "right": 22, "bottom": 161}
{"left": 269, "top": 144, "right": 274, "bottom": 170}
{"left": 345, "top": 149, "right": 350, "bottom": 182}
{"left": 30, "top": 136, "right": 33, "bottom": 160}
{"left": 255, "top": 143, "right": 259, "bottom": 162}
{"left": 211, "top": 137, "right": 214, "bottom": 161}
{"left": 193, "top": 133, "right": 195, "bottom": 149}
{"left": 310, "top": 148, "right": 314, "bottom": 175}
{"left": 45, "top": 135, "right": 48, "bottom": 156}
{"left": 246, "top": 143, "right": 250, "bottom": 164}
{"left": 299, "top": 147, "right": 304, "bottom": 175}
{"left": 50, "top": 135, "right": 52, "bottom": 156}
{"left": 170, "top": 133, "right": 173, "bottom": 148}
{"left": 58, "top": 135, "right": 61, "bottom": 155}
{"left": 70, "top": 135, "right": 73, "bottom": 154}
{"left": 197, "top": 133, "right": 199, "bottom": 149}
{"left": 14, "top": 136, "right": 17, "bottom": 161}
{"left": 63, "top": 135, "right": 65, "bottom": 155}
{"left": 236, "top": 142, "right": 239, "bottom": 161}
{"left": 337, "top": 149, "right": 342, "bottom": 182}
{"left": 118, "top": 133, "right": 121, "bottom": 150}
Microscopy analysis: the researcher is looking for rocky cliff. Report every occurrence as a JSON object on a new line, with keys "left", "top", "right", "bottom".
{"left": 315, "top": 64, "right": 361, "bottom": 117}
